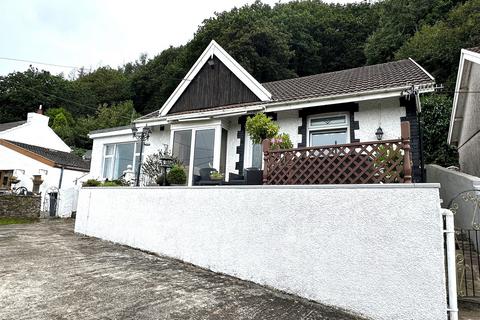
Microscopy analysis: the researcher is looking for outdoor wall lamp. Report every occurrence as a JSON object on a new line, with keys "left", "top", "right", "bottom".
{"left": 375, "top": 127, "right": 384, "bottom": 140}
{"left": 207, "top": 57, "right": 215, "bottom": 68}
{"left": 131, "top": 124, "right": 152, "bottom": 187}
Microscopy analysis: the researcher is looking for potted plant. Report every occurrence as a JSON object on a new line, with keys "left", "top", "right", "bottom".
{"left": 245, "top": 113, "right": 293, "bottom": 150}
{"left": 209, "top": 171, "right": 224, "bottom": 181}
{"left": 9, "top": 175, "right": 20, "bottom": 184}
{"left": 245, "top": 113, "right": 279, "bottom": 144}
{"left": 167, "top": 164, "right": 187, "bottom": 186}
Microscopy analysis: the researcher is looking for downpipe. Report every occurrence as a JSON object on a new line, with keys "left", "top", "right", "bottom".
{"left": 443, "top": 209, "right": 458, "bottom": 320}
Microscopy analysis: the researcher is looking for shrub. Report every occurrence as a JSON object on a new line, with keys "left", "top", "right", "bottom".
{"left": 82, "top": 179, "right": 101, "bottom": 187}
{"left": 142, "top": 149, "right": 179, "bottom": 184}
{"left": 270, "top": 133, "right": 293, "bottom": 150}
{"left": 245, "top": 113, "right": 279, "bottom": 144}
{"left": 167, "top": 165, "right": 187, "bottom": 185}
{"left": 102, "top": 181, "right": 120, "bottom": 187}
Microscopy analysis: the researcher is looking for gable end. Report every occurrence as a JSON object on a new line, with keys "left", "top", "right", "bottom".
{"left": 168, "top": 56, "right": 260, "bottom": 114}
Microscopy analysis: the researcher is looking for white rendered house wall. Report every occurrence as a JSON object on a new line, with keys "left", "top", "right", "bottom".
{"left": 355, "top": 97, "right": 406, "bottom": 141}
{"left": 0, "top": 144, "right": 85, "bottom": 208}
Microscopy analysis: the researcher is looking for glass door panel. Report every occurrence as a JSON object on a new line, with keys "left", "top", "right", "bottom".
{"left": 173, "top": 130, "right": 192, "bottom": 177}
{"left": 113, "top": 143, "right": 135, "bottom": 179}
{"left": 193, "top": 129, "right": 215, "bottom": 182}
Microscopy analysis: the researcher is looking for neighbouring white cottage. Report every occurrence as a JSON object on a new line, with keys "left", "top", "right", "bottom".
{"left": 0, "top": 108, "right": 90, "bottom": 216}
{"left": 89, "top": 40, "right": 436, "bottom": 186}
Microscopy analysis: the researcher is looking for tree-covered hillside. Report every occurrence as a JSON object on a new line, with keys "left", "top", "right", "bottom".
{"left": 1, "top": 0, "right": 478, "bottom": 165}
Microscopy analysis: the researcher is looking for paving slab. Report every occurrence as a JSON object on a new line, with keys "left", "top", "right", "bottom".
{"left": 0, "top": 220, "right": 366, "bottom": 320}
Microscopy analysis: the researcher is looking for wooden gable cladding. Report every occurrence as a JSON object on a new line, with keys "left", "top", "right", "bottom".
{"left": 168, "top": 56, "right": 260, "bottom": 115}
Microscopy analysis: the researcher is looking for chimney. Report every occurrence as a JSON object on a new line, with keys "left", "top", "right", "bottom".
{"left": 36, "top": 105, "right": 43, "bottom": 115}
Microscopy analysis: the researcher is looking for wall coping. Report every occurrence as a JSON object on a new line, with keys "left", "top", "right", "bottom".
{"left": 82, "top": 183, "right": 440, "bottom": 190}
{"left": 427, "top": 164, "right": 480, "bottom": 182}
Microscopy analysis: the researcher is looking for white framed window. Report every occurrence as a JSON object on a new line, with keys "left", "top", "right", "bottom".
{"left": 102, "top": 142, "right": 142, "bottom": 180}
{"left": 307, "top": 113, "right": 350, "bottom": 147}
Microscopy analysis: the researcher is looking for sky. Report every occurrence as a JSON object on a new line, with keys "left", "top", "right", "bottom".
{"left": 0, "top": 0, "right": 362, "bottom": 77}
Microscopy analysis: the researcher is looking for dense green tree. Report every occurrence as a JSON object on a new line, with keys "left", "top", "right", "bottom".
{"left": 420, "top": 94, "right": 458, "bottom": 167}
{"left": 74, "top": 66, "right": 132, "bottom": 108}
{"left": 131, "top": 46, "right": 187, "bottom": 114}
{"left": 396, "top": 0, "right": 480, "bottom": 89}
{"left": 364, "top": 0, "right": 465, "bottom": 64}
{"left": 0, "top": 67, "right": 72, "bottom": 122}
{"left": 45, "top": 107, "right": 76, "bottom": 146}
{"left": 74, "top": 101, "right": 138, "bottom": 149}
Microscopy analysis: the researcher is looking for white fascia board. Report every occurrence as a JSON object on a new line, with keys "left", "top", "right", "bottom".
{"left": 88, "top": 128, "right": 133, "bottom": 139}
{"left": 463, "top": 48, "right": 480, "bottom": 65}
{"left": 158, "top": 40, "right": 272, "bottom": 117}
{"left": 448, "top": 50, "right": 469, "bottom": 145}
{"left": 165, "top": 105, "right": 266, "bottom": 122}
{"left": 264, "top": 87, "right": 413, "bottom": 113}
{"left": 448, "top": 49, "right": 480, "bottom": 144}
{"left": 408, "top": 58, "right": 435, "bottom": 81}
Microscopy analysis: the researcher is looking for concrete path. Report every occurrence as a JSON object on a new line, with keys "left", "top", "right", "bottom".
{"left": 0, "top": 220, "right": 364, "bottom": 320}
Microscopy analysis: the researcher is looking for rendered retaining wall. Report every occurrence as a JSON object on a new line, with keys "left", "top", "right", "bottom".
{"left": 75, "top": 184, "right": 446, "bottom": 320}
{"left": 0, "top": 194, "right": 41, "bottom": 217}
{"left": 427, "top": 164, "right": 480, "bottom": 230}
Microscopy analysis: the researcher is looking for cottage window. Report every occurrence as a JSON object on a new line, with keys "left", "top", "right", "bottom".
{"left": 102, "top": 142, "right": 141, "bottom": 180}
{"left": 307, "top": 114, "right": 349, "bottom": 147}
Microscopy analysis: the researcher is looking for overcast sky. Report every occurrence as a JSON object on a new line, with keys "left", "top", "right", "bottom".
{"left": 0, "top": 0, "right": 361, "bottom": 77}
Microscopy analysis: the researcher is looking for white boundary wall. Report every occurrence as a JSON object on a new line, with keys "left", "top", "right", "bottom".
{"left": 75, "top": 184, "right": 446, "bottom": 320}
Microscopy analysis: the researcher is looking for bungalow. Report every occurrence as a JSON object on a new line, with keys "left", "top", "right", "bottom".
{"left": 89, "top": 40, "right": 436, "bottom": 185}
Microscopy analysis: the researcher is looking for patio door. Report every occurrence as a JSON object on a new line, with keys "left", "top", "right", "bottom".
{"left": 172, "top": 126, "right": 221, "bottom": 186}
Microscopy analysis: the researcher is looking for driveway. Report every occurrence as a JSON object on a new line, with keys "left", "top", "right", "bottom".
{"left": 0, "top": 220, "right": 364, "bottom": 320}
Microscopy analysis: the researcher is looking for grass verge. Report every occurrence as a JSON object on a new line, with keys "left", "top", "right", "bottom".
{"left": 0, "top": 217, "right": 39, "bottom": 225}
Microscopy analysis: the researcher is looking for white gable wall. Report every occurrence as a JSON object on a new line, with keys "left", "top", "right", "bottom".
{"left": 0, "top": 112, "right": 71, "bottom": 152}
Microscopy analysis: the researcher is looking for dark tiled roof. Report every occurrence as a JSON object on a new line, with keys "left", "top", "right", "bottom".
{"left": 467, "top": 47, "right": 480, "bottom": 54}
{"left": 136, "top": 58, "right": 434, "bottom": 120}
{"left": 262, "top": 59, "right": 433, "bottom": 102}
{"left": 0, "top": 120, "right": 26, "bottom": 132}
{"left": 4, "top": 140, "right": 90, "bottom": 171}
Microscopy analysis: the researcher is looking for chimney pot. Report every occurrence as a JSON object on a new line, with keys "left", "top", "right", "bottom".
{"left": 37, "top": 105, "right": 43, "bottom": 115}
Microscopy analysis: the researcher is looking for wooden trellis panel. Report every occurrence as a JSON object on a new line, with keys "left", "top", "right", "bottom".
{"left": 262, "top": 121, "right": 413, "bottom": 185}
